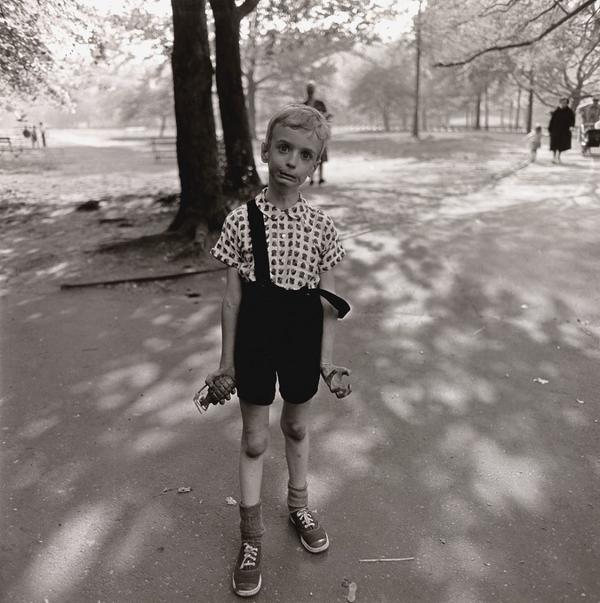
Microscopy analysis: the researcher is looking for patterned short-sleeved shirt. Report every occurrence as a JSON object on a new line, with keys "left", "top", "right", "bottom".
{"left": 211, "top": 189, "right": 345, "bottom": 290}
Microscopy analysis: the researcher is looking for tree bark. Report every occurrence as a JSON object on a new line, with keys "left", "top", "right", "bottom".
{"left": 382, "top": 105, "right": 390, "bottom": 132}
{"left": 515, "top": 86, "right": 522, "bottom": 130}
{"left": 526, "top": 69, "right": 534, "bottom": 133}
{"left": 474, "top": 91, "right": 482, "bottom": 130}
{"left": 168, "top": 0, "right": 221, "bottom": 239}
{"left": 247, "top": 73, "right": 257, "bottom": 140}
{"left": 484, "top": 85, "right": 489, "bottom": 130}
{"left": 412, "top": 0, "right": 422, "bottom": 139}
{"left": 245, "top": 10, "right": 259, "bottom": 140}
{"left": 209, "top": 0, "right": 262, "bottom": 195}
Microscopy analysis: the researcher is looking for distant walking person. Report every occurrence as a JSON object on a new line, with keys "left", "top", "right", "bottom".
{"left": 39, "top": 122, "right": 47, "bottom": 147}
{"left": 303, "top": 81, "right": 331, "bottom": 185}
{"left": 548, "top": 98, "right": 575, "bottom": 163}
{"left": 527, "top": 125, "right": 543, "bottom": 162}
{"left": 31, "top": 125, "right": 38, "bottom": 149}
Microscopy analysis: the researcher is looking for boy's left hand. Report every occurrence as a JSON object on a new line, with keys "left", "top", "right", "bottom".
{"left": 321, "top": 363, "right": 352, "bottom": 399}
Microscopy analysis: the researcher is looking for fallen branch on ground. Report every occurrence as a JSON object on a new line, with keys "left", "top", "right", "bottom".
{"left": 60, "top": 266, "right": 226, "bottom": 290}
{"left": 358, "top": 557, "right": 415, "bottom": 563}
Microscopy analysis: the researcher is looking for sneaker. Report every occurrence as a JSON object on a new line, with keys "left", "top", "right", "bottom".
{"left": 318, "top": 178, "right": 326, "bottom": 185}
{"left": 232, "top": 541, "right": 262, "bottom": 597}
{"left": 289, "top": 508, "right": 329, "bottom": 553}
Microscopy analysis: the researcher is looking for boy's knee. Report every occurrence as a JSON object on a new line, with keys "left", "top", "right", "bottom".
{"left": 280, "top": 418, "right": 307, "bottom": 442}
{"left": 243, "top": 430, "right": 269, "bottom": 458}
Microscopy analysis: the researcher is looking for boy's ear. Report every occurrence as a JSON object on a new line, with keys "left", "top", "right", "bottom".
{"left": 260, "top": 141, "right": 269, "bottom": 163}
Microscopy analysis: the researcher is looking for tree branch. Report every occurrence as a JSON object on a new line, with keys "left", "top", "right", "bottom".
{"left": 480, "top": 0, "right": 520, "bottom": 17}
{"left": 434, "top": 0, "right": 596, "bottom": 67}
{"left": 521, "top": 1, "right": 565, "bottom": 29}
{"left": 237, "top": 0, "right": 260, "bottom": 20}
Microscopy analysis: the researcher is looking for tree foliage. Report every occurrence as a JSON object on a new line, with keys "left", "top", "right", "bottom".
{"left": 424, "top": 0, "right": 600, "bottom": 119}
{"left": 427, "top": 0, "right": 599, "bottom": 68}
{"left": 527, "top": 9, "right": 600, "bottom": 110}
{"left": 0, "top": 0, "right": 100, "bottom": 104}
{"left": 349, "top": 44, "right": 413, "bottom": 131}
{"left": 241, "top": 0, "right": 400, "bottom": 131}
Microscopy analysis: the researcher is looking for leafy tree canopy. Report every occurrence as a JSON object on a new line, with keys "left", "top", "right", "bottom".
{"left": 426, "top": 0, "right": 599, "bottom": 67}
{"left": 0, "top": 0, "right": 101, "bottom": 105}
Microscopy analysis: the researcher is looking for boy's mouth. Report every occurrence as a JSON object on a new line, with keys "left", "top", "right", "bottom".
{"left": 278, "top": 171, "right": 296, "bottom": 182}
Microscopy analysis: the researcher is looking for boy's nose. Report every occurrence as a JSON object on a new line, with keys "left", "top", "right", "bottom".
{"left": 286, "top": 151, "right": 298, "bottom": 167}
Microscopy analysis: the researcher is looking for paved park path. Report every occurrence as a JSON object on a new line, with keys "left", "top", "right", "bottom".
{"left": 2, "top": 134, "right": 599, "bottom": 602}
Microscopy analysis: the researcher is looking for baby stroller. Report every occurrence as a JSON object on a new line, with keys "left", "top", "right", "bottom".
{"left": 578, "top": 98, "right": 600, "bottom": 156}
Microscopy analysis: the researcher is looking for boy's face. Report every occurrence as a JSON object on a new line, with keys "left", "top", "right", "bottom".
{"left": 261, "top": 124, "right": 321, "bottom": 189}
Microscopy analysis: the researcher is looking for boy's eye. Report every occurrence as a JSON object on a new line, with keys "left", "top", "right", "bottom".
{"left": 277, "top": 143, "right": 289, "bottom": 152}
{"left": 301, "top": 151, "right": 313, "bottom": 160}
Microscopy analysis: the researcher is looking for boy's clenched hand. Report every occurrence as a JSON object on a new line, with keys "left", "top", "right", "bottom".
{"left": 206, "top": 367, "right": 236, "bottom": 404}
{"left": 320, "top": 363, "right": 352, "bottom": 399}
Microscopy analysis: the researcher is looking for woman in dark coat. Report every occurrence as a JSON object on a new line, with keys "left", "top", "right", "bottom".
{"left": 548, "top": 98, "right": 575, "bottom": 163}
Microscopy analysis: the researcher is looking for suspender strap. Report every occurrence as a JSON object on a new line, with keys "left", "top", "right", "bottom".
{"left": 319, "top": 288, "right": 351, "bottom": 319}
{"left": 246, "top": 198, "right": 351, "bottom": 319}
{"left": 247, "top": 198, "right": 270, "bottom": 286}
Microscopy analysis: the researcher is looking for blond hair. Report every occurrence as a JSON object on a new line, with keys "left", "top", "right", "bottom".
{"left": 264, "top": 103, "right": 331, "bottom": 158}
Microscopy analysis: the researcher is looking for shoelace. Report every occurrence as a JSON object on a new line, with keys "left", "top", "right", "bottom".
{"left": 296, "top": 509, "right": 316, "bottom": 529}
{"left": 239, "top": 543, "right": 259, "bottom": 569}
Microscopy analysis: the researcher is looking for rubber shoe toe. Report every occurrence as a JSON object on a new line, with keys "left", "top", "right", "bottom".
{"left": 289, "top": 509, "right": 329, "bottom": 553}
{"left": 232, "top": 541, "right": 262, "bottom": 597}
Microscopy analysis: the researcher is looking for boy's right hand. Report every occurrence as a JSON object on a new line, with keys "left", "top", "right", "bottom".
{"left": 320, "top": 363, "right": 352, "bottom": 399}
{"left": 206, "top": 367, "right": 236, "bottom": 404}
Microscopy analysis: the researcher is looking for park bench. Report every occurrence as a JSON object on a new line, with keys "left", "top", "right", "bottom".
{"left": 0, "top": 137, "right": 13, "bottom": 152}
{"left": 0, "top": 136, "right": 24, "bottom": 157}
{"left": 150, "top": 136, "right": 177, "bottom": 161}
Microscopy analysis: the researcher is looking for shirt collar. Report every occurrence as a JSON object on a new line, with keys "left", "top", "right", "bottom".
{"left": 255, "top": 188, "right": 308, "bottom": 222}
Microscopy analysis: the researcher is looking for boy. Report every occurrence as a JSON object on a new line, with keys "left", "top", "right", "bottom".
{"left": 208, "top": 104, "right": 351, "bottom": 597}
{"left": 527, "top": 124, "right": 543, "bottom": 162}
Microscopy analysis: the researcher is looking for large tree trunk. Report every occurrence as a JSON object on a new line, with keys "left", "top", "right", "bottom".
{"left": 247, "top": 72, "right": 257, "bottom": 140}
{"left": 474, "top": 91, "right": 482, "bottom": 130}
{"left": 209, "top": 0, "right": 261, "bottom": 195}
{"left": 412, "top": 0, "right": 422, "bottom": 139}
{"left": 515, "top": 86, "right": 522, "bottom": 130}
{"left": 168, "top": 0, "right": 221, "bottom": 240}
{"left": 245, "top": 10, "right": 259, "bottom": 140}
{"left": 484, "top": 85, "right": 489, "bottom": 130}
{"left": 526, "top": 70, "right": 534, "bottom": 133}
{"left": 382, "top": 105, "right": 390, "bottom": 132}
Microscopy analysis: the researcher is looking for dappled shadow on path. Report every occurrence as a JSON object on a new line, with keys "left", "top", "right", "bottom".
{"left": 326, "top": 197, "right": 600, "bottom": 602}
{"left": 3, "top": 192, "right": 600, "bottom": 603}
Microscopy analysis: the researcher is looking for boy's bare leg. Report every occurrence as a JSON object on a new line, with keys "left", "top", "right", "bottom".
{"left": 234, "top": 401, "right": 268, "bottom": 597}
{"left": 281, "top": 399, "right": 330, "bottom": 553}
{"left": 239, "top": 400, "right": 271, "bottom": 506}
{"left": 280, "top": 400, "right": 312, "bottom": 492}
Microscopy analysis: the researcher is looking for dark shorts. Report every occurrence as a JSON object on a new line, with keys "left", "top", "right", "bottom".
{"left": 234, "top": 282, "right": 323, "bottom": 405}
